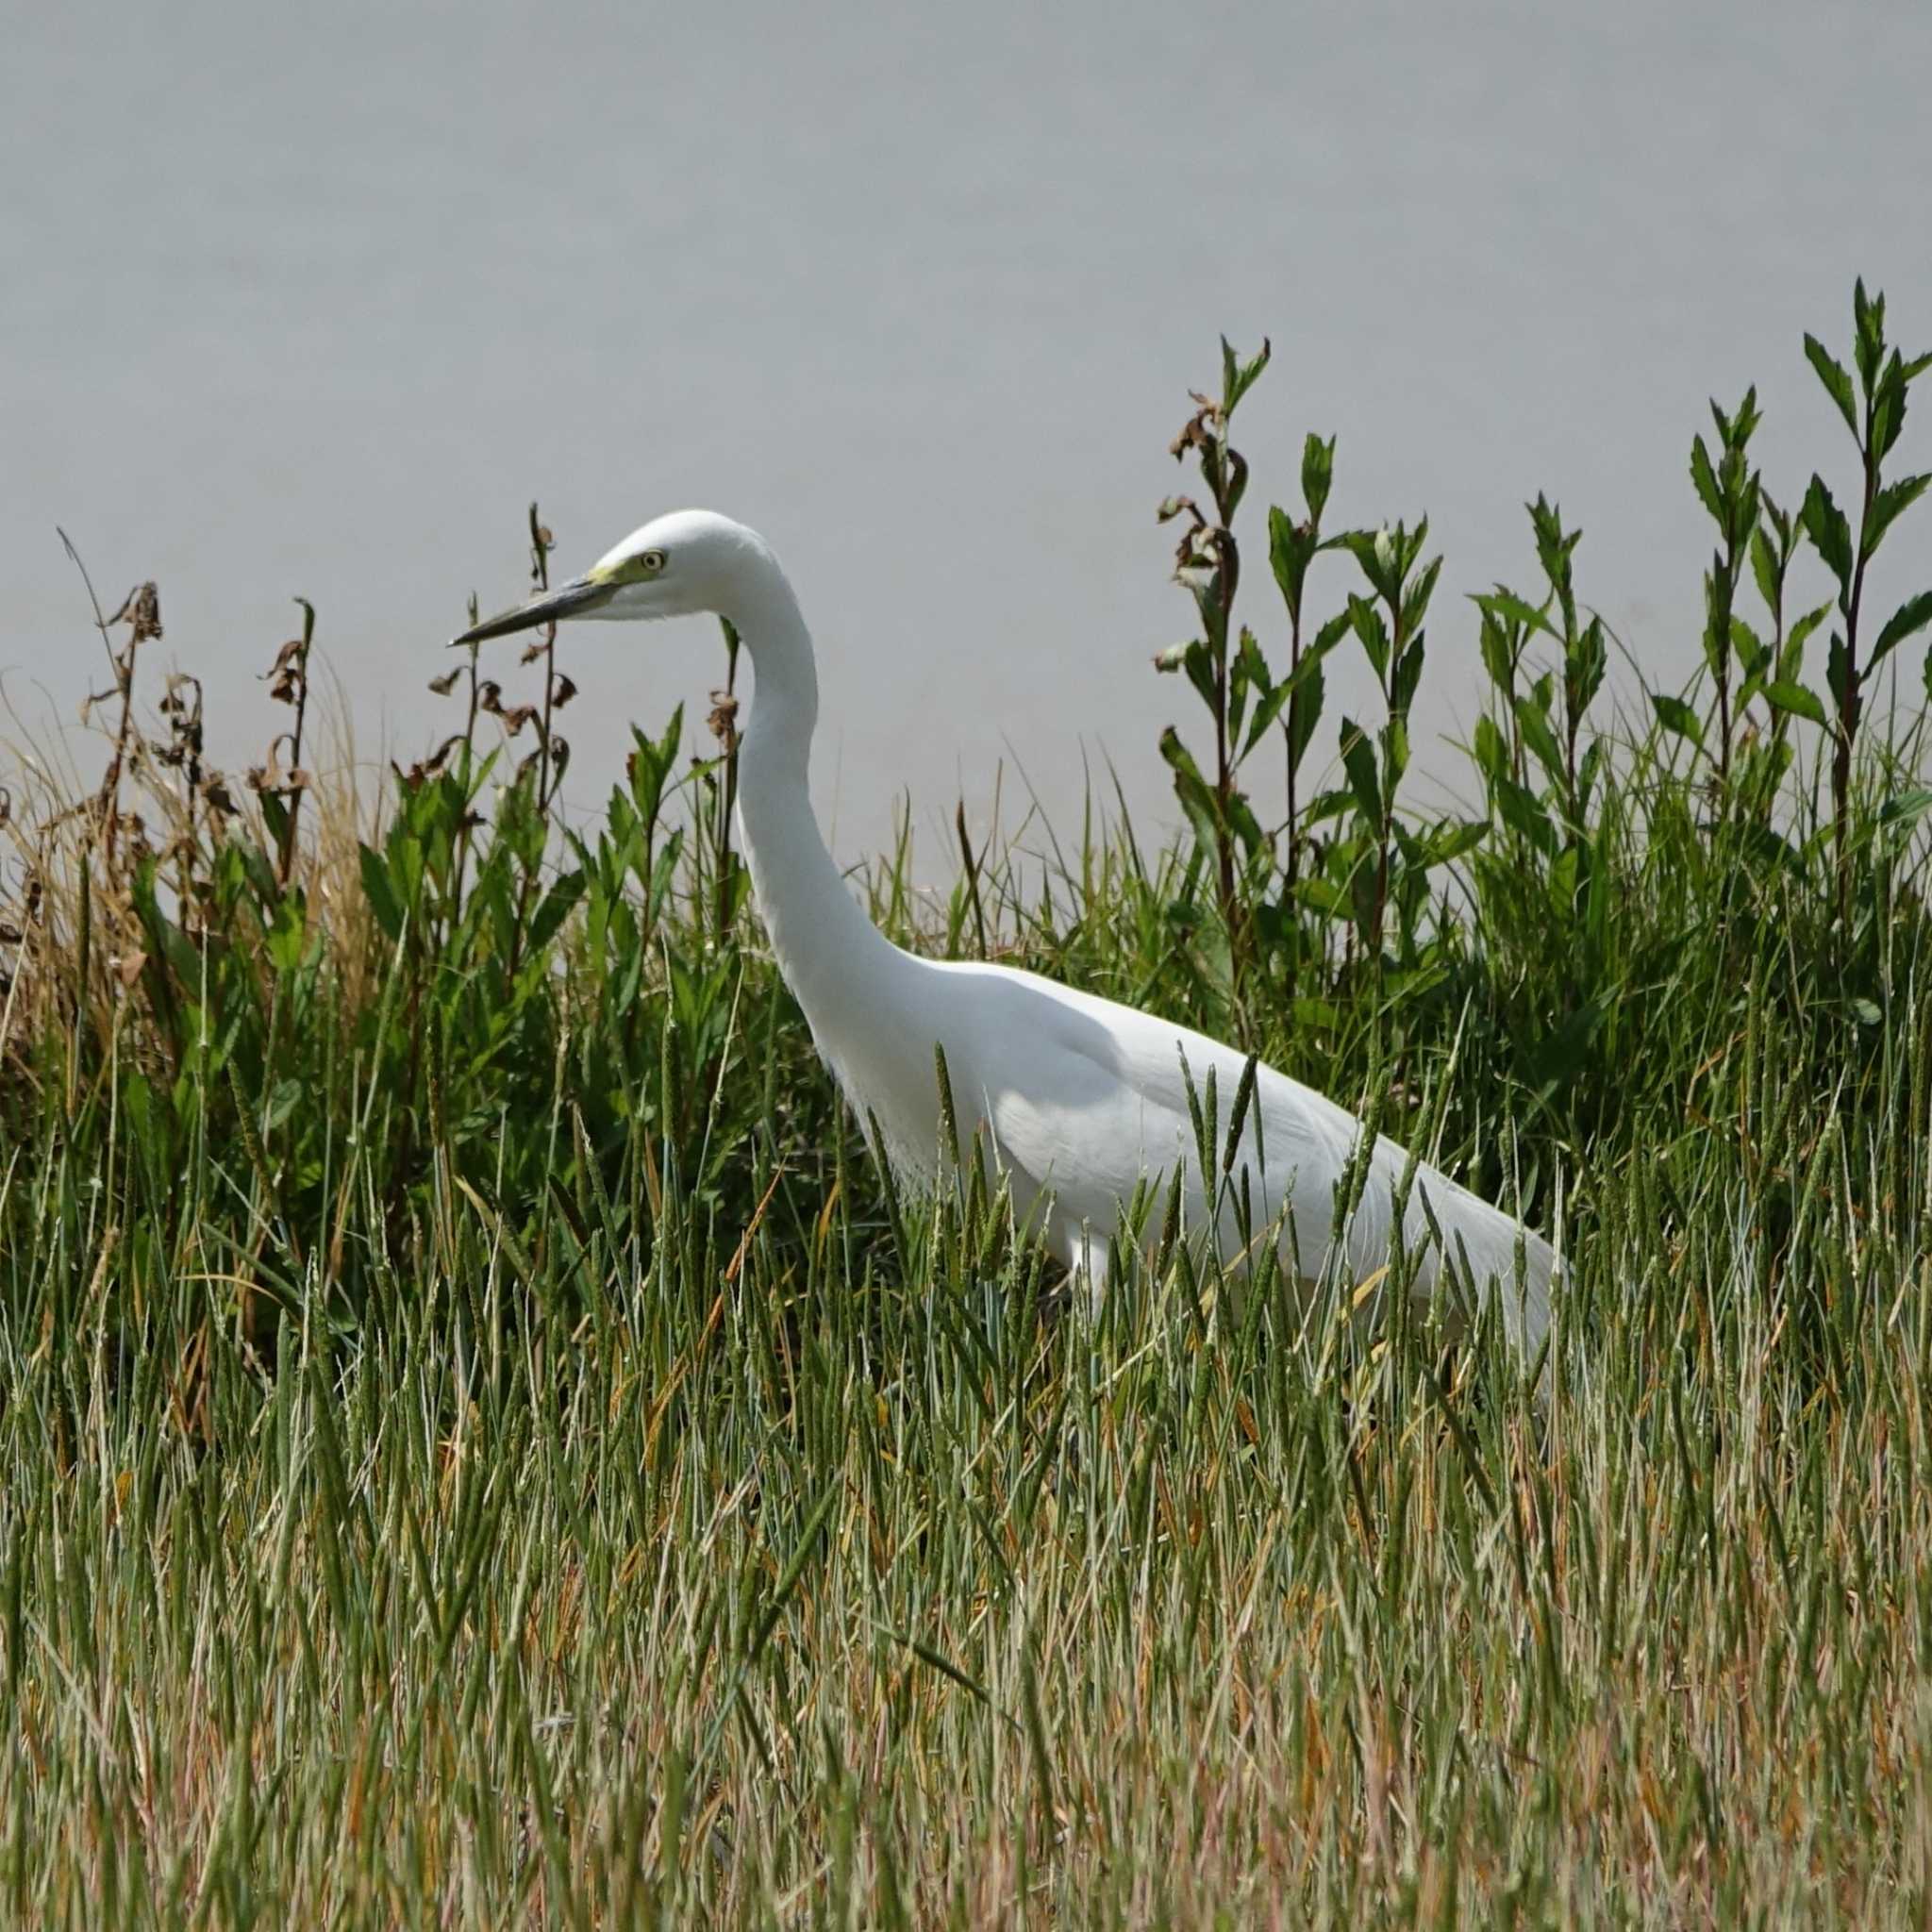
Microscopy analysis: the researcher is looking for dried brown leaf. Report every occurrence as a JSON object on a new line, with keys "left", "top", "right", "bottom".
{"left": 108, "top": 582, "right": 163, "bottom": 643}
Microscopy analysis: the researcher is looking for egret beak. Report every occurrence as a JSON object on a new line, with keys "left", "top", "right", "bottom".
{"left": 451, "top": 575, "right": 614, "bottom": 646}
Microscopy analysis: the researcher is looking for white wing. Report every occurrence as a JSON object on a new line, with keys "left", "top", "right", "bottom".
{"left": 903, "top": 959, "right": 1555, "bottom": 1370}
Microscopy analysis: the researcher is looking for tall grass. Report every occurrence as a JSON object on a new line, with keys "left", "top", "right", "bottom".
{"left": 3, "top": 284, "right": 1932, "bottom": 1924}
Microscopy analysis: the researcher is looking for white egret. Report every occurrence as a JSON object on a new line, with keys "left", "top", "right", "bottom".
{"left": 458, "top": 510, "right": 1557, "bottom": 1381}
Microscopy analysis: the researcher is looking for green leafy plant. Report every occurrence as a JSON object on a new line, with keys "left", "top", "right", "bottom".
{"left": 1795, "top": 282, "right": 1932, "bottom": 905}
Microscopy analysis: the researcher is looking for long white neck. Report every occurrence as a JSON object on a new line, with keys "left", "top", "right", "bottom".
{"left": 717, "top": 555, "right": 907, "bottom": 1022}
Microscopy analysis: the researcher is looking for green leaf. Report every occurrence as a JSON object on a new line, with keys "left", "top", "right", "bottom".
{"left": 1871, "top": 590, "right": 1932, "bottom": 670}
{"left": 1800, "top": 475, "right": 1854, "bottom": 592}
{"left": 527, "top": 869, "right": 587, "bottom": 955}
{"left": 1384, "top": 714, "right": 1410, "bottom": 791}
{"left": 1472, "top": 712, "right": 1510, "bottom": 783}
{"left": 1873, "top": 350, "right": 1910, "bottom": 460}
{"left": 1725, "top": 385, "right": 1762, "bottom": 450}
{"left": 1339, "top": 718, "right": 1381, "bottom": 824}
{"left": 1179, "top": 640, "right": 1218, "bottom": 718}
{"left": 1301, "top": 787, "right": 1357, "bottom": 826}
{"left": 1159, "top": 724, "right": 1214, "bottom": 801}
{"left": 1689, "top": 435, "right": 1722, "bottom": 521}
{"left": 1293, "top": 875, "right": 1349, "bottom": 919}
{"left": 1574, "top": 616, "right": 1608, "bottom": 720}
{"left": 1803, "top": 333, "right": 1858, "bottom": 439}
{"left": 1348, "top": 594, "right": 1390, "bottom": 681}
{"left": 1749, "top": 525, "right": 1780, "bottom": 616}
{"left": 1226, "top": 790, "right": 1268, "bottom": 859}
{"left": 628, "top": 707, "right": 683, "bottom": 824}
{"left": 258, "top": 788, "right": 290, "bottom": 858}
{"left": 1734, "top": 820, "right": 1806, "bottom": 879}
{"left": 1230, "top": 625, "right": 1271, "bottom": 751}
{"left": 1825, "top": 632, "right": 1851, "bottom": 718}
{"left": 1287, "top": 657, "right": 1326, "bottom": 775}
{"left": 1240, "top": 681, "right": 1290, "bottom": 760}
{"left": 1301, "top": 433, "right": 1335, "bottom": 524}
{"left": 1729, "top": 615, "right": 1768, "bottom": 679}
{"left": 1879, "top": 788, "right": 1932, "bottom": 831}
{"left": 1578, "top": 738, "right": 1604, "bottom": 818}
{"left": 1309, "top": 608, "right": 1355, "bottom": 657}
{"left": 358, "top": 842, "right": 405, "bottom": 943}
{"left": 264, "top": 891, "right": 308, "bottom": 976}
{"left": 1700, "top": 561, "right": 1729, "bottom": 683}
{"left": 1762, "top": 679, "right": 1827, "bottom": 728}
{"left": 1419, "top": 817, "right": 1488, "bottom": 867}
{"left": 1491, "top": 774, "right": 1554, "bottom": 855}
{"left": 1348, "top": 860, "right": 1381, "bottom": 946}
{"left": 1515, "top": 695, "right": 1567, "bottom": 786}
{"left": 1219, "top": 336, "right": 1271, "bottom": 421}
{"left": 1392, "top": 637, "right": 1426, "bottom": 721}
{"left": 1268, "top": 507, "right": 1310, "bottom": 608}
{"left": 1477, "top": 608, "right": 1518, "bottom": 692}
{"left": 1649, "top": 691, "right": 1705, "bottom": 745}
{"left": 1785, "top": 601, "right": 1830, "bottom": 669}
{"left": 1400, "top": 557, "right": 1442, "bottom": 639}
{"left": 1865, "top": 474, "right": 1931, "bottom": 558}
{"left": 1471, "top": 589, "right": 1558, "bottom": 642}
{"left": 1853, "top": 279, "right": 1885, "bottom": 396}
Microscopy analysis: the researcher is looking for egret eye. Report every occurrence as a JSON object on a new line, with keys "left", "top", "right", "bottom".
{"left": 637, "top": 549, "right": 666, "bottom": 576}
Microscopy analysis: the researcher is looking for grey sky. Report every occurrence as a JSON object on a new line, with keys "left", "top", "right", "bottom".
{"left": 4, "top": 0, "right": 1928, "bottom": 857}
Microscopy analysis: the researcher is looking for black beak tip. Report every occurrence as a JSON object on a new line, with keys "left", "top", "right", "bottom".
{"left": 445, "top": 578, "right": 602, "bottom": 649}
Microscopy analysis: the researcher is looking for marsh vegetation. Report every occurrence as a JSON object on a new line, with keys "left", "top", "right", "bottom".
{"left": 3, "top": 286, "right": 1932, "bottom": 1924}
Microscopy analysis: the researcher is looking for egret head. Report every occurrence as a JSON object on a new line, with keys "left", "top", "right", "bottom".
{"left": 453, "top": 509, "right": 771, "bottom": 646}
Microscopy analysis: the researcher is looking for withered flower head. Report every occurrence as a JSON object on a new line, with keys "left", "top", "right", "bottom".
{"left": 110, "top": 582, "right": 163, "bottom": 646}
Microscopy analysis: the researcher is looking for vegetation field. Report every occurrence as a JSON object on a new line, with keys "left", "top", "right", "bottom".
{"left": 5, "top": 286, "right": 1932, "bottom": 1925}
